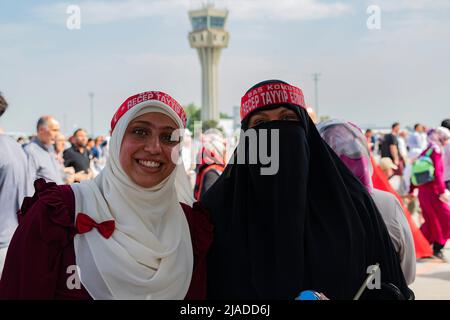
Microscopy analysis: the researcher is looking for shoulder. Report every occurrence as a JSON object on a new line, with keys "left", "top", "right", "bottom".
{"left": 18, "top": 179, "right": 76, "bottom": 247}
{"left": 431, "top": 143, "right": 442, "bottom": 155}
{"left": 23, "top": 141, "right": 37, "bottom": 153}
{"left": 372, "top": 189, "right": 402, "bottom": 218}
{"left": 180, "top": 202, "right": 213, "bottom": 232}
{"left": 63, "top": 147, "right": 74, "bottom": 156}
{"left": 372, "top": 188, "right": 407, "bottom": 227}
{"left": 180, "top": 202, "right": 213, "bottom": 255}
{"left": 372, "top": 189, "right": 395, "bottom": 206}
{"left": 0, "top": 136, "right": 25, "bottom": 164}
{"left": 0, "top": 134, "right": 17, "bottom": 146}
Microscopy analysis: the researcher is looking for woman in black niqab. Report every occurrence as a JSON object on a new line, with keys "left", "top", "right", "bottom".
{"left": 201, "top": 80, "right": 410, "bottom": 300}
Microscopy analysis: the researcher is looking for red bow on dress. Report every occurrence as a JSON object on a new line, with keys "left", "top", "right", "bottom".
{"left": 76, "top": 213, "right": 115, "bottom": 239}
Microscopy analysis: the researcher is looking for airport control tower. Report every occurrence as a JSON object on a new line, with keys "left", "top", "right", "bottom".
{"left": 188, "top": 3, "right": 229, "bottom": 122}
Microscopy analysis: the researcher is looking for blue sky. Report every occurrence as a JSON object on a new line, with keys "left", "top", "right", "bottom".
{"left": 1, "top": 0, "right": 449, "bottom": 136}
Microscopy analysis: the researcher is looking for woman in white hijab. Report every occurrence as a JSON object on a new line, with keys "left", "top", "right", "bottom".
{"left": 0, "top": 91, "right": 212, "bottom": 300}
{"left": 318, "top": 119, "right": 416, "bottom": 285}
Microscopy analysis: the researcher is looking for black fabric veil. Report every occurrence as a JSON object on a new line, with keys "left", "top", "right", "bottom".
{"left": 201, "top": 80, "right": 410, "bottom": 300}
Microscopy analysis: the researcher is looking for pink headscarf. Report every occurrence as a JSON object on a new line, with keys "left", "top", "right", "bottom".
{"left": 427, "top": 126, "right": 450, "bottom": 150}
{"left": 317, "top": 120, "right": 373, "bottom": 193}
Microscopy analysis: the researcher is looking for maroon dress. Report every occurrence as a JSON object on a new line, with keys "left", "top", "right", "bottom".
{"left": 0, "top": 179, "right": 213, "bottom": 300}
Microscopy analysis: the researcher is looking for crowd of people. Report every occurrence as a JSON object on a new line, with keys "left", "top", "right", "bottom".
{"left": 0, "top": 82, "right": 449, "bottom": 300}
{"left": 365, "top": 121, "right": 450, "bottom": 260}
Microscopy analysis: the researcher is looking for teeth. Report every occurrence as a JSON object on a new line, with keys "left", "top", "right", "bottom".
{"left": 138, "top": 160, "right": 161, "bottom": 168}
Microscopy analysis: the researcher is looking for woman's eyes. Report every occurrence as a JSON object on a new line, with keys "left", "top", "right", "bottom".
{"left": 132, "top": 128, "right": 148, "bottom": 136}
{"left": 282, "top": 115, "right": 297, "bottom": 121}
{"left": 134, "top": 131, "right": 178, "bottom": 144}
{"left": 253, "top": 118, "right": 267, "bottom": 126}
{"left": 160, "top": 134, "right": 179, "bottom": 145}
{"left": 252, "top": 115, "right": 297, "bottom": 127}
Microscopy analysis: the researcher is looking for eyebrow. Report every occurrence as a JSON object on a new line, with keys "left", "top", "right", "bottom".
{"left": 130, "top": 120, "right": 177, "bottom": 131}
{"left": 279, "top": 109, "right": 296, "bottom": 115}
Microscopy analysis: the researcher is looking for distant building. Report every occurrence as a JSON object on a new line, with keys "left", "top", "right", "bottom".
{"left": 188, "top": 3, "right": 229, "bottom": 122}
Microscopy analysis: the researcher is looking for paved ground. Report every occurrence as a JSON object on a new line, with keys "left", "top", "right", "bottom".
{"left": 410, "top": 244, "right": 450, "bottom": 300}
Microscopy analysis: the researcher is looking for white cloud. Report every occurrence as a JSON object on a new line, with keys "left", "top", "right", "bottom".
{"left": 0, "top": 23, "right": 32, "bottom": 36}
{"left": 35, "top": 0, "right": 352, "bottom": 25}
{"left": 35, "top": 0, "right": 191, "bottom": 25}
{"left": 369, "top": 0, "right": 450, "bottom": 12}
{"left": 220, "top": 0, "right": 351, "bottom": 21}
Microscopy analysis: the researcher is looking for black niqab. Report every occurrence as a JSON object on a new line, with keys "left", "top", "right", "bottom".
{"left": 202, "top": 105, "right": 409, "bottom": 300}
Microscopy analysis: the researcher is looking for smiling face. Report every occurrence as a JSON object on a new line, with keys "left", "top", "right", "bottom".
{"left": 119, "top": 112, "right": 180, "bottom": 188}
{"left": 247, "top": 106, "right": 300, "bottom": 128}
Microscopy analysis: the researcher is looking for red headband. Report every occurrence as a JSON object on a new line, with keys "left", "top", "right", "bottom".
{"left": 111, "top": 91, "right": 187, "bottom": 132}
{"left": 240, "top": 82, "right": 306, "bottom": 121}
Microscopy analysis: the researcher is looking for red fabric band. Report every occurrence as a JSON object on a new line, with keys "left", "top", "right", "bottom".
{"left": 240, "top": 83, "right": 306, "bottom": 121}
{"left": 111, "top": 91, "right": 187, "bottom": 132}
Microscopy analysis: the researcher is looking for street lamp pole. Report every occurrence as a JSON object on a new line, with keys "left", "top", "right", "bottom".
{"left": 89, "top": 92, "right": 94, "bottom": 137}
{"left": 312, "top": 73, "right": 321, "bottom": 119}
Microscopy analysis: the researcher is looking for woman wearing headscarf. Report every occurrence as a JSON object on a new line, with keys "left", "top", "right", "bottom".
{"left": 194, "top": 131, "right": 227, "bottom": 201}
{"left": 371, "top": 157, "right": 433, "bottom": 260}
{"left": 0, "top": 91, "right": 212, "bottom": 299}
{"left": 317, "top": 120, "right": 416, "bottom": 285}
{"left": 201, "top": 79, "right": 410, "bottom": 300}
{"left": 410, "top": 127, "right": 450, "bottom": 261}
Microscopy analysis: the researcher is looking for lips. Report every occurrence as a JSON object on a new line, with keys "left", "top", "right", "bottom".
{"left": 137, "top": 159, "right": 161, "bottom": 168}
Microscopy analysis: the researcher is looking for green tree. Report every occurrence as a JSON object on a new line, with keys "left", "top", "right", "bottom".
{"left": 220, "top": 112, "right": 232, "bottom": 119}
{"left": 184, "top": 103, "right": 225, "bottom": 133}
{"left": 184, "top": 103, "right": 201, "bottom": 132}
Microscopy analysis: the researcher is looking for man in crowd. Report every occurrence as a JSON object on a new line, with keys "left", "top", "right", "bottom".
{"left": 0, "top": 92, "right": 31, "bottom": 277}
{"left": 407, "top": 123, "right": 428, "bottom": 160}
{"left": 54, "top": 132, "right": 75, "bottom": 185}
{"left": 91, "top": 135, "right": 105, "bottom": 159}
{"left": 24, "top": 116, "right": 65, "bottom": 184}
{"left": 63, "top": 128, "right": 92, "bottom": 182}
{"left": 381, "top": 122, "right": 404, "bottom": 175}
{"left": 365, "top": 129, "right": 376, "bottom": 152}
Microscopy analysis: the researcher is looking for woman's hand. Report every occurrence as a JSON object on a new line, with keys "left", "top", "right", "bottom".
{"left": 439, "top": 190, "right": 450, "bottom": 204}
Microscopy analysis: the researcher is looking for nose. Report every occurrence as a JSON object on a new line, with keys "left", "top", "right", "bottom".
{"left": 143, "top": 135, "right": 162, "bottom": 155}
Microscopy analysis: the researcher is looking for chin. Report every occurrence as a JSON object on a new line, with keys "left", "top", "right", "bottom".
{"left": 134, "top": 177, "right": 160, "bottom": 188}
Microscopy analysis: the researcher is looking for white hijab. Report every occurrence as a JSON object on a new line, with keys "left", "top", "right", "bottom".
{"left": 72, "top": 100, "right": 194, "bottom": 300}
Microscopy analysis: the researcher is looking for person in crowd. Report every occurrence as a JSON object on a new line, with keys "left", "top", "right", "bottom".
{"left": 410, "top": 127, "right": 450, "bottom": 261}
{"left": 201, "top": 80, "right": 411, "bottom": 300}
{"left": 379, "top": 157, "right": 407, "bottom": 195}
{"left": 318, "top": 120, "right": 416, "bottom": 285}
{"left": 441, "top": 119, "right": 450, "bottom": 190}
{"left": 90, "top": 135, "right": 107, "bottom": 176}
{"left": 23, "top": 116, "right": 64, "bottom": 184}
{"left": 0, "top": 92, "right": 32, "bottom": 278}
{"left": 194, "top": 130, "right": 227, "bottom": 201}
{"left": 365, "top": 129, "right": 376, "bottom": 152}
{"left": 398, "top": 130, "right": 409, "bottom": 162}
{"left": 91, "top": 136, "right": 105, "bottom": 160}
{"left": 54, "top": 133, "right": 75, "bottom": 185}
{"left": 408, "top": 124, "right": 427, "bottom": 160}
{"left": 381, "top": 122, "right": 403, "bottom": 176}
{"left": 0, "top": 90, "right": 212, "bottom": 299}
{"left": 86, "top": 138, "right": 95, "bottom": 155}
{"left": 442, "top": 119, "right": 450, "bottom": 131}
{"left": 16, "top": 136, "right": 26, "bottom": 145}
{"left": 54, "top": 132, "right": 67, "bottom": 166}
{"left": 63, "top": 129, "right": 92, "bottom": 182}
{"left": 371, "top": 154, "right": 433, "bottom": 260}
